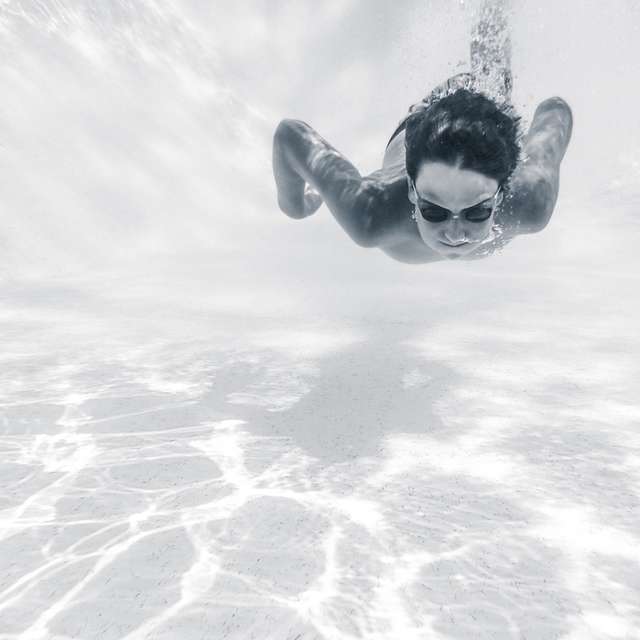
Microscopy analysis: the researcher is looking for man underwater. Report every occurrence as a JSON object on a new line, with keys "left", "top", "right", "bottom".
{"left": 272, "top": 1, "right": 573, "bottom": 263}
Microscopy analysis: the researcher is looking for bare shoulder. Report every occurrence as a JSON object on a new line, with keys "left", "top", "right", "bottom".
{"left": 501, "top": 97, "right": 573, "bottom": 235}
{"left": 365, "top": 163, "right": 444, "bottom": 263}
{"left": 356, "top": 164, "right": 417, "bottom": 248}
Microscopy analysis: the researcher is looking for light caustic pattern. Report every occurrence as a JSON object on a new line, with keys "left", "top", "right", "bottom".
{"left": 2, "top": 0, "right": 640, "bottom": 638}
{"left": 1, "top": 282, "right": 639, "bottom": 640}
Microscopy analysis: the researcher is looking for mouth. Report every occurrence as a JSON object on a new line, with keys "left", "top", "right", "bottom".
{"left": 439, "top": 240, "right": 468, "bottom": 248}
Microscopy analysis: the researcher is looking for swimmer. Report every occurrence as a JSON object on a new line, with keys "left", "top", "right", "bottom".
{"left": 272, "top": 0, "right": 573, "bottom": 263}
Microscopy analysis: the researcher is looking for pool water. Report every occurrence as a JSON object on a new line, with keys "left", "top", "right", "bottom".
{"left": 1, "top": 1, "right": 639, "bottom": 638}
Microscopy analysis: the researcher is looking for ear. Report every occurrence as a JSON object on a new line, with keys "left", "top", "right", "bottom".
{"left": 407, "top": 177, "right": 417, "bottom": 204}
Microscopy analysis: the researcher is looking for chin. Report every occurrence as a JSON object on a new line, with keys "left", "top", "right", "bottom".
{"left": 434, "top": 244, "right": 477, "bottom": 258}
{"left": 421, "top": 234, "right": 484, "bottom": 257}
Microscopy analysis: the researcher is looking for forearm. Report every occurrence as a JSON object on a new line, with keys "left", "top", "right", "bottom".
{"left": 272, "top": 119, "right": 376, "bottom": 245}
{"left": 274, "top": 119, "right": 362, "bottom": 201}
{"left": 507, "top": 98, "right": 572, "bottom": 233}
{"left": 272, "top": 120, "right": 313, "bottom": 218}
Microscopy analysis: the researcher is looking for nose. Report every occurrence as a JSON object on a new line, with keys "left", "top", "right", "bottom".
{"left": 443, "top": 217, "right": 467, "bottom": 244}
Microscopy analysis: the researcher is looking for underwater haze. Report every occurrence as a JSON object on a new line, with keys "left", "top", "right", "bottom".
{"left": 1, "top": 1, "right": 640, "bottom": 638}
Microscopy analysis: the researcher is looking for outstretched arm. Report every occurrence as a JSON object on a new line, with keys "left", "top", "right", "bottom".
{"left": 272, "top": 119, "right": 399, "bottom": 247}
{"left": 506, "top": 97, "right": 573, "bottom": 233}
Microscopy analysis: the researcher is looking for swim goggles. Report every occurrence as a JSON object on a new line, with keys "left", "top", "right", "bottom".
{"left": 410, "top": 180, "right": 502, "bottom": 223}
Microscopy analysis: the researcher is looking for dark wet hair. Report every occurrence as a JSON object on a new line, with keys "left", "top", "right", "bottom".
{"left": 405, "top": 89, "right": 521, "bottom": 186}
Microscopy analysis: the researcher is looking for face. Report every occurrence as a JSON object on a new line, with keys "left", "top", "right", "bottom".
{"left": 408, "top": 160, "right": 501, "bottom": 259}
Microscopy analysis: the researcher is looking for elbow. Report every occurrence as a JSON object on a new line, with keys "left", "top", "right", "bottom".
{"left": 274, "top": 118, "right": 309, "bottom": 142}
{"left": 540, "top": 95, "right": 571, "bottom": 110}
{"left": 274, "top": 119, "right": 295, "bottom": 147}
{"left": 536, "top": 97, "right": 574, "bottom": 140}
{"left": 537, "top": 96, "right": 572, "bottom": 118}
